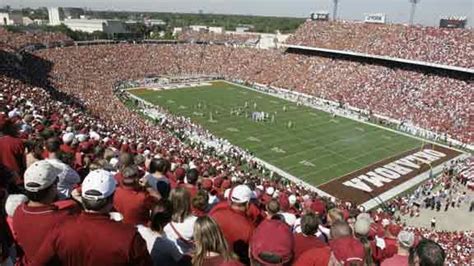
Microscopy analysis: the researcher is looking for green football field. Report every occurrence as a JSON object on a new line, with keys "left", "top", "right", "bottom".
{"left": 130, "top": 81, "right": 423, "bottom": 186}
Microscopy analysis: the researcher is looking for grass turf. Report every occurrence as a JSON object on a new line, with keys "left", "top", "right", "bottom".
{"left": 130, "top": 81, "right": 422, "bottom": 186}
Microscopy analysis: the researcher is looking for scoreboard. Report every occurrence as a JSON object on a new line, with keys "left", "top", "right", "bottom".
{"left": 311, "top": 12, "right": 330, "bottom": 21}
{"left": 439, "top": 17, "right": 467, "bottom": 28}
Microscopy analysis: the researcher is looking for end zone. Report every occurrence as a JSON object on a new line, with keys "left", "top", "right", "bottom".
{"left": 319, "top": 144, "right": 463, "bottom": 208}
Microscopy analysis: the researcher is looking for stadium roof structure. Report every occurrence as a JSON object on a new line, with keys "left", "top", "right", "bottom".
{"left": 283, "top": 44, "right": 474, "bottom": 75}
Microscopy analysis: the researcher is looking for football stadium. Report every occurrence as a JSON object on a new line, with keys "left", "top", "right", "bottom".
{"left": 0, "top": 2, "right": 473, "bottom": 266}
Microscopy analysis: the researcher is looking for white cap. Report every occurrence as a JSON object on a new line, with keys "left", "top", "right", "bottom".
{"left": 288, "top": 195, "right": 297, "bottom": 206}
{"left": 381, "top": 218, "right": 390, "bottom": 227}
{"left": 89, "top": 131, "right": 100, "bottom": 141}
{"left": 5, "top": 194, "right": 28, "bottom": 217}
{"left": 81, "top": 170, "right": 117, "bottom": 200}
{"left": 356, "top": 212, "right": 373, "bottom": 223}
{"left": 230, "top": 185, "right": 252, "bottom": 203}
{"left": 77, "top": 134, "right": 88, "bottom": 142}
{"left": 24, "top": 160, "right": 61, "bottom": 192}
{"left": 354, "top": 218, "right": 371, "bottom": 235}
{"left": 398, "top": 230, "right": 415, "bottom": 248}
{"left": 62, "top": 132, "right": 75, "bottom": 144}
{"left": 266, "top": 186, "right": 275, "bottom": 196}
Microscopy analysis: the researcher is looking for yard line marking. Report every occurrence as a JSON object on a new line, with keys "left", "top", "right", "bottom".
{"left": 226, "top": 127, "right": 239, "bottom": 132}
{"left": 356, "top": 127, "right": 365, "bottom": 132}
{"left": 271, "top": 147, "right": 286, "bottom": 154}
{"left": 247, "top": 136, "right": 261, "bottom": 142}
{"left": 299, "top": 160, "right": 316, "bottom": 167}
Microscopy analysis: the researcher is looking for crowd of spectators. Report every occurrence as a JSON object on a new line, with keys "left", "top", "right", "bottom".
{"left": 285, "top": 21, "right": 474, "bottom": 68}
{"left": 177, "top": 30, "right": 260, "bottom": 45}
{"left": 0, "top": 29, "right": 472, "bottom": 265}
{"left": 0, "top": 28, "right": 73, "bottom": 51}
{"left": 33, "top": 43, "right": 472, "bottom": 143}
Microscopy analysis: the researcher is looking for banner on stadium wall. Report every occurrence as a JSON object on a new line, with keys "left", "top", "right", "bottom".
{"left": 364, "top": 14, "right": 386, "bottom": 24}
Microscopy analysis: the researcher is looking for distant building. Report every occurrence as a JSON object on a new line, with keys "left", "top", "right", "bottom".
{"left": 0, "top": 13, "right": 13, "bottom": 25}
{"left": 48, "top": 7, "right": 61, "bottom": 26}
{"left": 208, "top": 27, "right": 224, "bottom": 34}
{"left": 189, "top": 25, "right": 207, "bottom": 32}
{"left": 33, "top": 19, "right": 49, "bottom": 25}
{"left": 22, "top": 17, "right": 34, "bottom": 25}
{"left": 145, "top": 19, "right": 166, "bottom": 26}
{"left": 63, "top": 18, "right": 129, "bottom": 35}
{"left": 173, "top": 27, "right": 183, "bottom": 36}
{"left": 235, "top": 26, "right": 250, "bottom": 33}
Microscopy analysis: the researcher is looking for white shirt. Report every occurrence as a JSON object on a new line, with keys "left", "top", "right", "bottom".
{"left": 136, "top": 225, "right": 160, "bottom": 254}
{"left": 164, "top": 215, "right": 198, "bottom": 254}
{"left": 46, "top": 158, "right": 81, "bottom": 199}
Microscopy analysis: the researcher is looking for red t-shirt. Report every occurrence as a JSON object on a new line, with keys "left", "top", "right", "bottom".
{"left": 293, "top": 246, "right": 331, "bottom": 266}
{"left": 293, "top": 233, "right": 327, "bottom": 260}
{"left": 32, "top": 212, "right": 151, "bottom": 266}
{"left": 381, "top": 254, "right": 409, "bottom": 266}
{"left": 0, "top": 135, "right": 25, "bottom": 181}
{"left": 209, "top": 203, "right": 254, "bottom": 260}
{"left": 12, "top": 203, "right": 73, "bottom": 263}
{"left": 202, "top": 255, "right": 244, "bottom": 266}
{"left": 382, "top": 238, "right": 398, "bottom": 259}
{"left": 113, "top": 186, "right": 154, "bottom": 225}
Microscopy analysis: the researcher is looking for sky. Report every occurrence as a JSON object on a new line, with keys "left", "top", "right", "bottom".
{"left": 2, "top": 0, "right": 473, "bottom": 27}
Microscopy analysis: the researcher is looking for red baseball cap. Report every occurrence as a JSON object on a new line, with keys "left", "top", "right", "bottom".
{"left": 329, "top": 237, "right": 364, "bottom": 266}
{"left": 250, "top": 219, "right": 294, "bottom": 265}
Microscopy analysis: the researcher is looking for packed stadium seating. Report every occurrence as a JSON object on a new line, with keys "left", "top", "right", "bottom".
{"left": 177, "top": 30, "right": 260, "bottom": 45}
{"left": 0, "top": 29, "right": 472, "bottom": 265}
{"left": 285, "top": 20, "right": 474, "bottom": 68}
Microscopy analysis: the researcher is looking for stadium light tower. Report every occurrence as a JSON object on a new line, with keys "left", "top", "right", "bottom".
{"left": 409, "top": 0, "right": 420, "bottom": 25}
{"left": 332, "top": 0, "right": 339, "bottom": 21}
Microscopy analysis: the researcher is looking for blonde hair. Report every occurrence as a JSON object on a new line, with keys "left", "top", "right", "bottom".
{"left": 170, "top": 188, "right": 192, "bottom": 223}
{"left": 327, "top": 208, "right": 344, "bottom": 225}
{"left": 192, "top": 216, "right": 233, "bottom": 266}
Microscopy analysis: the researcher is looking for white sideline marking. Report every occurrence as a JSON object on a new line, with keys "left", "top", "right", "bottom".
{"left": 270, "top": 100, "right": 280, "bottom": 104}
{"left": 330, "top": 119, "right": 339, "bottom": 123}
{"left": 271, "top": 147, "right": 286, "bottom": 154}
{"left": 299, "top": 160, "right": 316, "bottom": 167}
{"left": 226, "top": 127, "right": 239, "bottom": 132}
{"left": 247, "top": 136, "right": 261, "bottom": 142}
{"left": 356, "top": 127, "right": 365, "bottom": 132}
